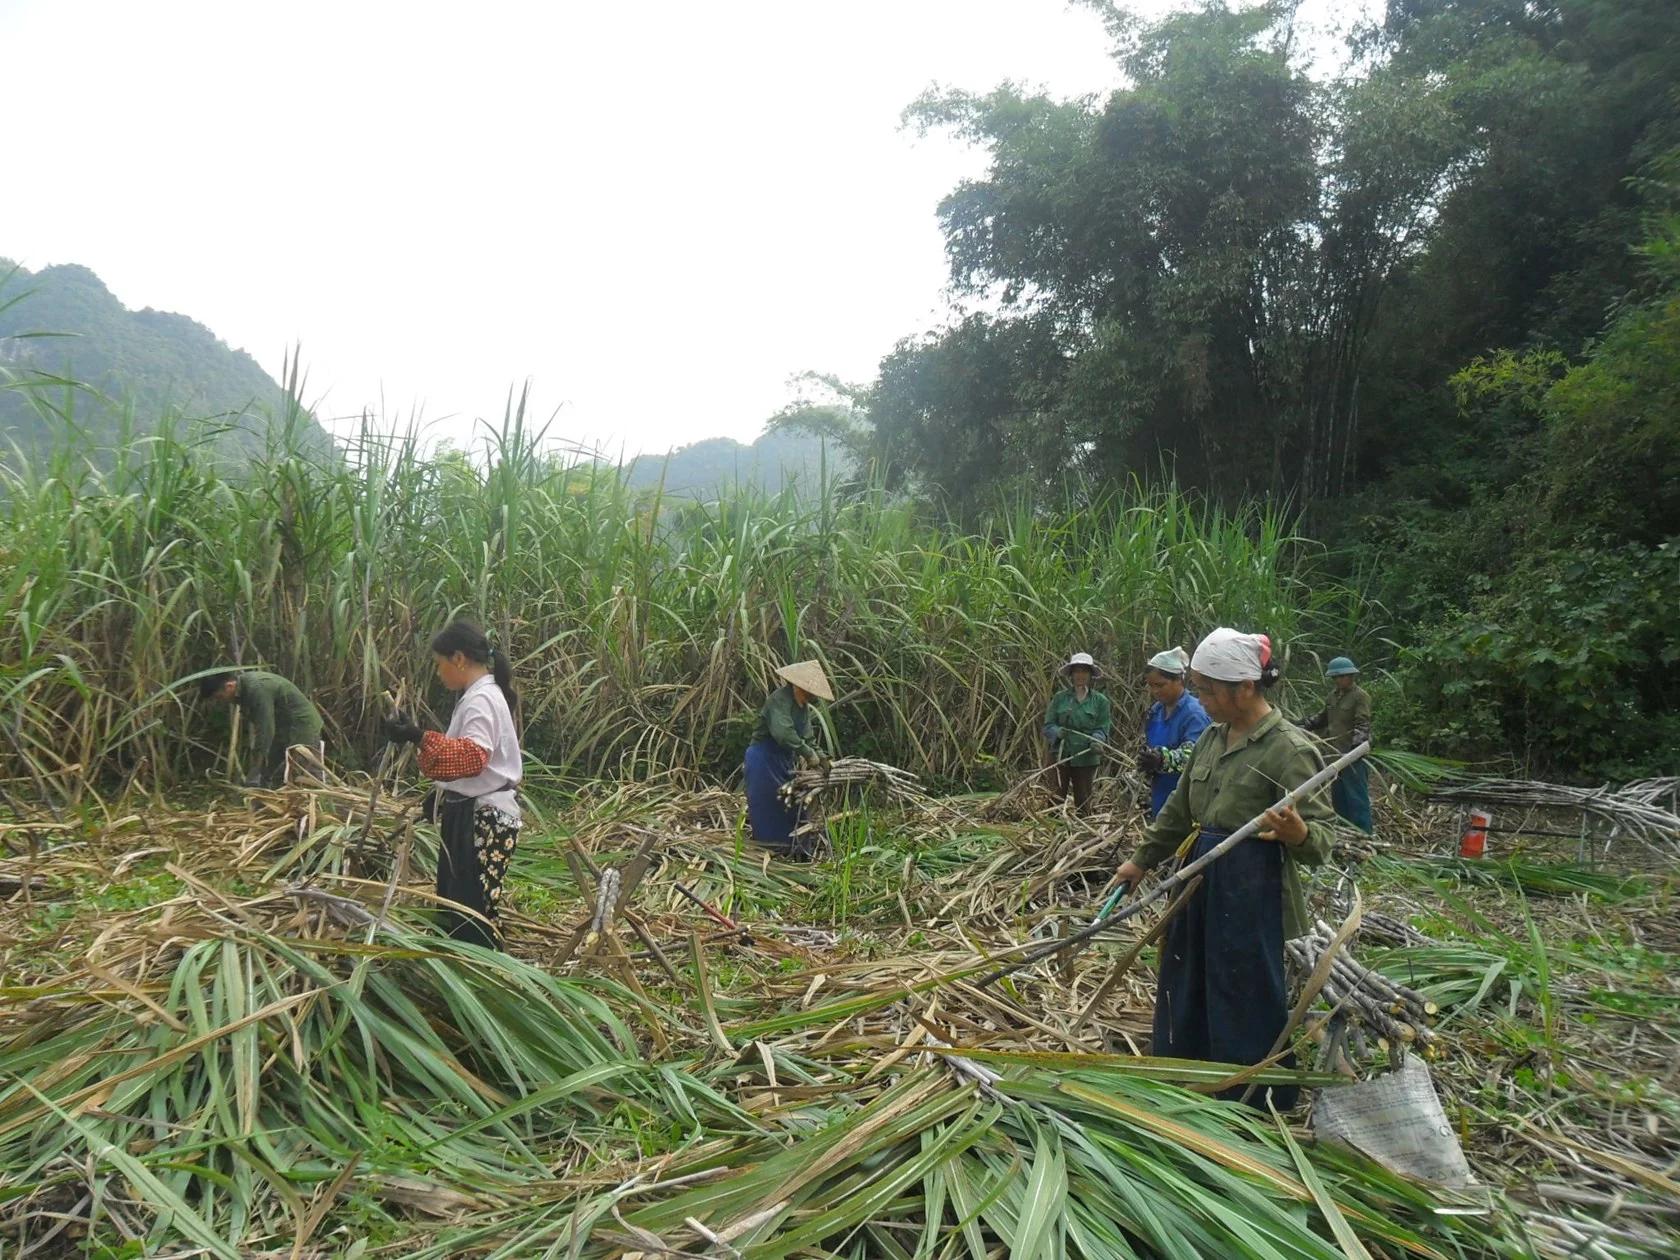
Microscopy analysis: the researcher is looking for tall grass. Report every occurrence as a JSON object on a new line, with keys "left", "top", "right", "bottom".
{"left": 0, "top": 398, "right": 1376, "bottom": 792}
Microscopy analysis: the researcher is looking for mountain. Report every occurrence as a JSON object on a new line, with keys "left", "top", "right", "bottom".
{"left": 622, "top": 427, "right": 845, "bottom": 496}
{"left": 0, "top": 259, "right": 334, "bottom": 463}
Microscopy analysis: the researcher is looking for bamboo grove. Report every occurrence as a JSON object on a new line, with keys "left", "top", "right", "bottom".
{"left": 0, "top": 403, "right": 1370, "bottom": 794}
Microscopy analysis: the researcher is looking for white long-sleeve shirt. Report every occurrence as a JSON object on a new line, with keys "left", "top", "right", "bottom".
{"left": 439, "top": 673, "right": 523, "bottom": 821}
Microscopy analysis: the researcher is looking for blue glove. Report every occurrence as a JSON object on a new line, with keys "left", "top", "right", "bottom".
{"left": 1043, "top": 724, "right": 1062, "bottom": 743}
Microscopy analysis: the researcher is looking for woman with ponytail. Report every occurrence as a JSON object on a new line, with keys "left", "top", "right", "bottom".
{"left": 382, "top": 620, "right": 522, "bottom": 950}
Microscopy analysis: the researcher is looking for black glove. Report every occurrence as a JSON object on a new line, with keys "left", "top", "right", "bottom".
{"left": 381, "top": 710, "right": 423, "bottom": 745}
{"left": 1138, "top": 747, "right": 1165, "bottom": 775}
{"left": 1301, "top": 712, "right": 1328, "bottom": 733}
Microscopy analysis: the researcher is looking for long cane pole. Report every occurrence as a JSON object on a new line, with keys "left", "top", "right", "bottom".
{"left": 975, "top": 741, "right": 1372, "bottom": 989}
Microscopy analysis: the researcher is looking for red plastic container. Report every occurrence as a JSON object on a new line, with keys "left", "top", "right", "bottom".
{"left": 1459, "top": 810, "right": 1491, "bottom": 858}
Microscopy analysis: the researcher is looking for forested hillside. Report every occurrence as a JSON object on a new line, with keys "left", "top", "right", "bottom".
{"left": 0, "top": 259, "right": 333, "bottom": 461}
{"left": 798, "top": 0, "right": 1680, "bottom": 778}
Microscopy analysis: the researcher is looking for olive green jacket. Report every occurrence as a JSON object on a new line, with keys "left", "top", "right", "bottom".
{"left": 1044, "top": 687, "right": 1112, "bottom": 769}
{"left": 1314, "top": 684, "right": 1373, "bottom": 754}
{"left": 1129, "top": 708, "right": 1337, "bottom": 939}
{"left": 751, "top": 684, "right": 820, "bottom": 759}
{"left": 236, "top": 671, "right": 323, "bottom": 778}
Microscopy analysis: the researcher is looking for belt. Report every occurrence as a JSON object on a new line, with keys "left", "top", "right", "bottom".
{"left": 1172, "top": 824, "right": 1231, "bottom": 867}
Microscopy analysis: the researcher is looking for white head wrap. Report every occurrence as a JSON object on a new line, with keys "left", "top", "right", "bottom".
{"left": 1146, "top": 646, "right": 1189, "bottom": 675}
{"left": 1191, "top": 627, "right": 1272, "bottom": 683}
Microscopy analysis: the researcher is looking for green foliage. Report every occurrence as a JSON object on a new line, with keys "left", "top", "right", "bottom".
{"left": 1544, "top": 293, "right": 1680, "bottom": 542}
{"left": 0, "top": 409, "right": 1368, "bottom": 789}
{"left": 811, "top": 0, "right": 1680, "bottom": 774}
{"left": 1395, "top": 542, "right": 1680, "bottom": 775}
{"left": 883, "top": 5, "right": 1334, "bottom": 504}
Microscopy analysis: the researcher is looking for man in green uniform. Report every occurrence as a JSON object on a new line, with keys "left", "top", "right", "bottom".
{"left": 1301, "top": 656, "right": 1373, "bottom": 832}
{"left": 199, "top": 669, "right": 324, "bottom": 788}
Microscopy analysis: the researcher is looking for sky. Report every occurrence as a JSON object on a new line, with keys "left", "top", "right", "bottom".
{"left": 0, "top": 0, "right": 1372, "bottom": 457}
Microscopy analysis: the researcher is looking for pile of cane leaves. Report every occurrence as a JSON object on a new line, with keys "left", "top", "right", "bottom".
{"left": 1, "top": 863, "right": 1527, "bottom": 1259}
{"left": 0, "top": 903, "right": 754, "bottom": 1256}
{"left": 0, "top": 920, "right": 1514, "bottom": 1259}
{"left": 16, "top": 776, "right": 1677, "bottom": 1258}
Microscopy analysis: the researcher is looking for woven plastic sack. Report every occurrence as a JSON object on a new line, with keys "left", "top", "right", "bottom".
{"left": 1313, "top": 1057, "right": 1473, "bottom": 1187}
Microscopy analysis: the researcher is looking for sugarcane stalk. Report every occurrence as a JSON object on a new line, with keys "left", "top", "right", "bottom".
{"left": 1294, "top": 926, "right": 1438, "bottom": 1024}
{"left": 1328, "top": 951, "right": 1436, "bottom": 1021}
{"left": 1316, "top": 918, "right": 1437, "bottom": 1015}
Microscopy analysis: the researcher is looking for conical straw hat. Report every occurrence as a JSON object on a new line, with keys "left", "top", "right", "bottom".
{"left": 777, "top": 660, "right": 834, "bottom": 702}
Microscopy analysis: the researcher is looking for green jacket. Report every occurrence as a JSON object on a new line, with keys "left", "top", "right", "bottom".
{"left": 1045, "top": 687, "right": 1112, "bottom": 768}
{"left": 236, "top": 671, "right": 323, "bottom": 777}
{"left": 752, "top": 684, "right": 820, "bottom": 759}
{"left": 1311, "top": 684, "right": 1373, "bottom": 754}
{"left": 1130, "top": 708, "right": 1336, "bottom": 940}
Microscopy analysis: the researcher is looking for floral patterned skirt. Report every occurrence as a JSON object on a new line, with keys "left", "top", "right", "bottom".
{"left": 437, "top": 794, "right": 520, "bottom": 950}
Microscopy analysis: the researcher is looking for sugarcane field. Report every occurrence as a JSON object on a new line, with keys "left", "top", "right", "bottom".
{"left": 3, "top": 715, "right": 1678, "bottom": 1259}
{"left": 6, "top": 2, "right": 1680, "bottom": 1256}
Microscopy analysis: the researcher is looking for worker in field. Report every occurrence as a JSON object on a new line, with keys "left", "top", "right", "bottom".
{"left": 1043, "top": 651, "right": 1112, "bottom": 814}
{"left": 199, "top": 668, "right": 324, "bottom": 789}
{"left": 743, "top": 660, "right": 834, "bottom": 860}
{"left": 1114, "top": 628, "right": 1337, "bottom": 1110}
{"left": 1301, "top": 656, "right": 1373, "bottom": 833}
{"left": 381, "top": 620, "right": 523, "bottom": 950}
{"left": 1137, "top": 646, "right": 1210, "bottom": 818}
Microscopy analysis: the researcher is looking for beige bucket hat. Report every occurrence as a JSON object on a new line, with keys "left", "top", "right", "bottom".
{"left": 776, "top": 660, "right": 835, "bottom": 702}
{"left": 1058, "top": 651, "right": 1102, "bottom": 679}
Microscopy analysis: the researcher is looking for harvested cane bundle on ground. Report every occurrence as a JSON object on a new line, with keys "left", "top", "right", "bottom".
{"left": 1288, "top": 918, "right": 1441, "bottom": 1066}
{"left": 779, "top": 756, "right": 929, "bottom": 812}
{"left": 1427, "top": 776, "right": 1680, "bottom": 847}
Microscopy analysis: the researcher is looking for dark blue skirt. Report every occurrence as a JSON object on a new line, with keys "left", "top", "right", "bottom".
{"left": 1332, "top": 759, "right": 1373, "bottom": 833}
{"left": 744, "top": 740, "right": 804, "bottom": 854}
{"left": 1153, "top": 828, "right": 1297, "bottom": 1109}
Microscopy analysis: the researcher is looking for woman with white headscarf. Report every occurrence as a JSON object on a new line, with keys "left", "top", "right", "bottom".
{"left": 1114, "top": 628, "right": 1338, "bottom": 1110}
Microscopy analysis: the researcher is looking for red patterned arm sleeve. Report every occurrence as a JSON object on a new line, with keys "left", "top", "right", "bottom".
{"left": 417, "top": 731, "right": 491, "bottom": 781}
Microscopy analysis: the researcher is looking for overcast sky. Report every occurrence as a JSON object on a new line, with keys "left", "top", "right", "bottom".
{"left": 0, "top": 0, "right": 1370, "bottom": 457}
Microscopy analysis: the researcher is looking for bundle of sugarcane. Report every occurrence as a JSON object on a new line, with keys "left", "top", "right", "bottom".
{"left": 1621, "top": 776, "right": 1680, "bottom": 811}
{"left": 1427, "top": 777, "right": 1680, "bottom": 842}
{"left": 1288, "top": 918, "right": 1440, "bottom": 1060}
{"left": 1359, "top": 910, "right": 1429, "bottom": 948}
{"left": 779, "top": 757, "right": 928, "bottom": 811}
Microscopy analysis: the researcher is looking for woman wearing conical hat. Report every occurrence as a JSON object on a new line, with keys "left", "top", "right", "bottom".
{"left": 743, "top": 659, "right": 835, "bottom": 860}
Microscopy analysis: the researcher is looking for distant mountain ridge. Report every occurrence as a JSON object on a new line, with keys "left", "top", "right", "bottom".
{"left": 622, "top": 427, "right": 845, "bottom": 496}
{"left": 0, "top": 259, "right": 333, "bottom": 463}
